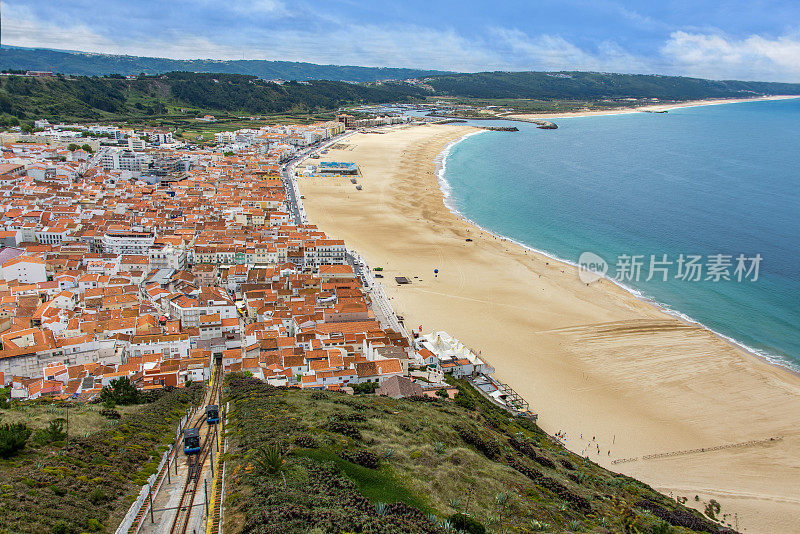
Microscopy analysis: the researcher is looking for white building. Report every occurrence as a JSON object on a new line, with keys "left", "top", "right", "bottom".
{"left": 417, "top": 331, "right": 491, "bottom": 377}
{"left": 149, "top": 243, "right": 187, "bottom": 270}
{"left": 127, "top": 137, "right": 145, "bottom": 150}
{"left": 35, "top": 227, "right": 70, "bottom": 246}
{"left": 101, "top": 148, "right": 150, "bottom": 172}
{"left": 102, "top": 230, "right": 155, "bottom": 255}
{"left": 214, "top": 132, "right": 236, "bottom": 144}
{"left": 1, "top": 256, "right": 47, "bottom": 284}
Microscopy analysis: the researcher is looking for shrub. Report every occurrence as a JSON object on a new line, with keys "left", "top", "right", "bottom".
{"left": 449, "top": 513, "right": 486, "bottom": 534}
{"left": 454, "top": 393, "right": 475, "bottom": 410}
{"left": 293, "top": 434, "right": 317, "bottom": 448}
{"left": 254, "top": 445, "right": 285, "bottom": 475}
{"left": 85, "top": 518, "right": 104, "bottom": 532}
{"left": 455, "top": 426, "right": 500, "bottom": 459}
{"left": 0, "top": 422, "right": 32, "bottom": 458}
{"left": 507, "top": 437, "right": 556, "bottom": 469}
{"left": 351, "top": 381, "right": 379, "bottom": 394}
{"left": 325, "top": 420, "right": 361, "bottom": 440}
{"left": 40, "top": 419, "right": 68, "bottom": 443}
{"left": 636, "top": 499, "right": 732, "bottom": 532}
{"left": 704, "top": 499, "right": 721, "bottom": 520}
{"left": 88, "top": 486, "right": 106, "bottom": 504}
{"left": 100, "top": 408, "right": 121, "bottom": 419}
{"left": 339, "top": 448, "right": 380, "bottom": 469}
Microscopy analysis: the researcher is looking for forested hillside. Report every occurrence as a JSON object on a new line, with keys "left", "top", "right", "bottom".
{"left": 0, "top": 47, "right": 448, "bottom": 82}
{"left": 0, "top": 72, "right": 426, "bottom": 122}
{"left": 424, "top": 71, "right": 800, "bottom": 100}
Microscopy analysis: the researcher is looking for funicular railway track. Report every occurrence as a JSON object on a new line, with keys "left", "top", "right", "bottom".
{"left": 169, "top": 364, "right": 223, "bottom": 534}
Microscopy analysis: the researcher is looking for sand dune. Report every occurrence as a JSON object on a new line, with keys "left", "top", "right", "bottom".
{"left": 298, "top": 123, "right": 800, "bottom": 533}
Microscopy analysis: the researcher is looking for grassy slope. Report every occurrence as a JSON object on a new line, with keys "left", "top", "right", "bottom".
{"left": 223, "top": 374, "right": 735, "bottom": 534}
{"left": 0, "top": 401, "right": 138, "bottom": 437}
{"left": 0, "top": 384, "right": 204, "bottom": 534}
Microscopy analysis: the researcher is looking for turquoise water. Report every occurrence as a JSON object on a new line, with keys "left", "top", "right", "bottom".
{"left": 441, "top": 99, "right": 800, "bottom": 370}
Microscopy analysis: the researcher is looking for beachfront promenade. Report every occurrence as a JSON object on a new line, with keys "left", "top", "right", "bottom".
{"left": 281, "top": 133, "right": 412, "bottom": 345}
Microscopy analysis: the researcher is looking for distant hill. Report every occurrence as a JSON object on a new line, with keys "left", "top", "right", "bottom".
{"left": 0, "top": 46, "right": 450, "bottom": 82}
{"left": 424, "top": 71, "right": 800, "bottom": 100}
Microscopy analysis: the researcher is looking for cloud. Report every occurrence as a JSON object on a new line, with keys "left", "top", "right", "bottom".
{"left": 228, "top": 0, "right": 288, "bottom": 16}
{"left": 4, "top": 0, "right": 800, "bottom": 82}
{"left": 3, "top": 4, "right": 500, "bottom": 70}
{"left": 490, "top": 28, "right": 651, "bottom": 73}
{"left": 662, "top": 31, "right": 800, "bottom": 82}
{"left": 254, "top": 25, "right": 503, "bottom": 71}
{"left": 2, "top": 4, "right": 116, "bottom": 52}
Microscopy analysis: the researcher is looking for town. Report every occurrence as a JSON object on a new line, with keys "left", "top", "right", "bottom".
{"left": 0, "top": 115, "right": 524, "bottom": 415}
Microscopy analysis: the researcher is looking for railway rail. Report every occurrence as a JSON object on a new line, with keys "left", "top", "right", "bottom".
{"left": 169, "top": 365, "right": 223, "bottom": 534}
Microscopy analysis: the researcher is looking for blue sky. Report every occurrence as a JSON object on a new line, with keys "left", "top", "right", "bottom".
{"left": 4, "top": 0, "right": 800, "bottom": 81}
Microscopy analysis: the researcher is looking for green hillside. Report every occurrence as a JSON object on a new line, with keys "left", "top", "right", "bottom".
{"left": 0, "top": 47, "right": 449, "bottom": 82}
{"left": 0, "top": 72, "right": 426, "bottom": 123}
{"left": 424, "top": 71, "right": 800, "bottom": 100}
{"left": 223, "top": 374, "right": 737, "bottom": 534}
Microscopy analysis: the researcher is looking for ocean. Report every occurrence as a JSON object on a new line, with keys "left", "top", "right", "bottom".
{"left": 439, "top": 98, "right": 800, "bottom": 370}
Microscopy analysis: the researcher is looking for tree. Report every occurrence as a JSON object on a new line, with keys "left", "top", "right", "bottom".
{"left": 67, "top": 143, "right": 79, "bottom": 151}
{"left": 99, "top": 376, "right": 140, "bottom": 406}
{"left": 0, "top": 422, "right": 32, "bottom": 458}
{"left": 81, "top": 143, "right": 93, "bottom": 153}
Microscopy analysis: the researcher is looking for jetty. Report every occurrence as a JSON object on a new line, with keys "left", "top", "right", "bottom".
{"left": 531, "top": 120, "right": 558, "bottom": 129}
{"left": 478, "top": 126, "right": 519, "bottom": 132}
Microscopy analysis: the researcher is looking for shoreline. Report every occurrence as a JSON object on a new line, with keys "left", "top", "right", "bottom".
{"left": 503, "top": 94, "right": 800, "bottom": 120}
{"left": 298, "top": 122, "right": 800, "bottom": 533}
{"left": 436, "top": 129, "right": 800, "bottom": 377}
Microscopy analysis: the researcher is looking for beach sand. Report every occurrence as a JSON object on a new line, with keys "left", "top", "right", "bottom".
{"left": 298, "top": 123, "right": 800, "bottom": 533}
{"left": 504, "top": 94, "right": 800, "bottom": 120}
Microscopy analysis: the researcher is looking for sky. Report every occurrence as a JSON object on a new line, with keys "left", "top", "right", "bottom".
{"left": 3, "top": 0, "right": 800, "bottom": 82}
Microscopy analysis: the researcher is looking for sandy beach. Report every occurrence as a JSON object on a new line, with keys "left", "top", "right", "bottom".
{"left": 298, "top": 122, "right": 800, "bottom": 533}
{"left": 504, "top": 94, "right": 800, "bottom": 120}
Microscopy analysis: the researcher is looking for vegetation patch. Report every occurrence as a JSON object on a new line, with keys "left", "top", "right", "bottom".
{"left": 224, "top": 374, "right": 735, "bottom": 533}
{"left": 0, "top": 384, "right": 203, "bottom": 533}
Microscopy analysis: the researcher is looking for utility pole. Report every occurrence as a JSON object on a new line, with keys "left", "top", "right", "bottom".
{"left": 148, "top": 484, "right": 154, "bottom": 523}
{"left": 204, "top": 479, "right": 209, "bottom": 515}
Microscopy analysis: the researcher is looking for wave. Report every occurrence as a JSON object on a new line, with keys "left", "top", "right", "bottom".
{"left": 434, "top": 131, "right": 800, "bottom": 375}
